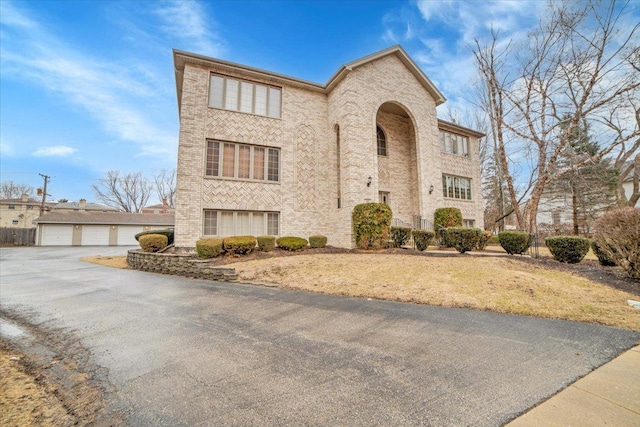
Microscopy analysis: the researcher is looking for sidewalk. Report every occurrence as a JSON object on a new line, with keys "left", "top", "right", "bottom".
{"left": 507, "top": 344, "right": 640, "bottom": 426}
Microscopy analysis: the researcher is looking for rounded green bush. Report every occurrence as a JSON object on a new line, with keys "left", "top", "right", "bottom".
{"left": 139, "top": 234, "right": 168, "bottom": 253}
{"left": 390, "top": 227, "right": 411, "bottom": 248}
{"left": 445, "top": 227, "right": 482, "bottom": 253}
{"left": 545, "top": 235, "right": 591, "bottom": 264}
{"left": 276, "top": 236, "right": 308, "bottom": 251}
{"left": 135, "top": 228, "right": 174, "bottom": 245}
{"left": 309, "top": 235, "right": 327, "bottom": 248}
{"left": 476, "top": 230, "right": 493, "bottom": 250}
{"left": 196, "top": 237, "right": 224, "bottom": 258}
{"left": 223, "top": 235, "right": 257, "bottom": 255}
{"left": 257, "top": 235, "right": 276, "bottom": 252}
{"left": 352, "top": 203, "right": 392, "bottom": 249}
{"left": 498, "top": 231, "right": 532, "bottom": 255}
{"left": 590, "top": 240, "right": 616, "bottom": 267}
{"left": 412, "top": 230, "right": 435, "bottom": 251}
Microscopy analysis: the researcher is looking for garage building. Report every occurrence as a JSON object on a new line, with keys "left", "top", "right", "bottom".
{"left": 36, "top": 211, "right": 174, "bottom": 246}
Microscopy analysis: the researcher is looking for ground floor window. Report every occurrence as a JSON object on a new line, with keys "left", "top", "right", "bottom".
{"left": 463, "top": 219, "right": 475, "bottom": 227}
{"left": 203, "top": 210, "right": 279, "bottom": 237}
{"left": 442, "top": 174, "right": 472, "bottom": 200}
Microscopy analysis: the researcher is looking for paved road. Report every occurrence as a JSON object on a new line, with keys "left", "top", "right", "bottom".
{"left": 1, "top": 247, "right": 638, "bottom": 426}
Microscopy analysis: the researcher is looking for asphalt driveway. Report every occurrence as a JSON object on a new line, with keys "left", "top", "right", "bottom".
{"left": 1, "top": 247, "right": 638, "bottom": 426}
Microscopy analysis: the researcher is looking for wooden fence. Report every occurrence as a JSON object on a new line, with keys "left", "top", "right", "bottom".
{"left": 0, "top": 227, "right": 36, "bottom": 246}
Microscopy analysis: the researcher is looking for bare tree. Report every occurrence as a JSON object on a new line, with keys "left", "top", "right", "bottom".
{"left": 153, "top": 169, "right": 176, "bottom": 208}
{"left": 611, "top": 94, "right": 640, "bottom": 206}
{"left": 92, "top": 171, "right": 152, "bottom": 213}
{"left": 0, "top": 180, "right": 35, "bottom": 199}
{"left": 473, "top": 0, "right": 640, "bottom": 231}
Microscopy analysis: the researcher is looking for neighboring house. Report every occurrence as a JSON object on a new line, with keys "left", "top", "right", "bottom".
{"left": 0, "top": 194, "right": 50, "bottom": 228}
{"left": 173, "top": 45, "right": 484, "bottom": 249}
{"left": 35, "top": 211, "right": 174, "bottom": 246}
{"left": 142, "top": 200, "right": 175, "bottom": 215}
{"left": 52, "top": 199, "right": 118, "bottom": 212}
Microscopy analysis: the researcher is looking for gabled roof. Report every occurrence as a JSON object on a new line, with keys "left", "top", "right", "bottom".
{"left": 325, "top": 45, "right": 446, "bottom": 104}
{"left": 0, "top": 197, "right": 42, "bottom": 205}
{"left": 173, "top": 45, "right": 446, "bottom": 112}
{"left": 53, "top": 201, "right": 118, "bottom": 211}
{"left": 36, "top": 211, "right": 175, "bottom": 226}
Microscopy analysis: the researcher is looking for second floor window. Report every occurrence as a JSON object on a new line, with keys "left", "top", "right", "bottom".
{"left": 377, "top": 126, "right": 387, "bottom": 156}
{"left": 440, "top": 130, "right": 469, "bottom": 157}
{"left": 209, "top": 74, "right": 281, "bottom": 118}
{"left": 206, "top": 141, "right": 280, "bottom": 183}
{"left": 442, "top": 174, "right": 472, "bottom": 200}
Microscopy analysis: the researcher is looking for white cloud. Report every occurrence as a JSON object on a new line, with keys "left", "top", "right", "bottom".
{"left": 32, "top": 145, "right": 78, "bottom": 157}
{"left": 154, "top": 0, "right": 224, "bottom": 56}
{"left": 0, "top": 139, "right": 15, "bottom": 156}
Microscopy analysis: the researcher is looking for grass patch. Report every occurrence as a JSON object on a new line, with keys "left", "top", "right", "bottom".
{"left": 81, "top": 256, "right": 128, "bottom": 269}
{"left": 224, "top": 253, "right": 640, "bottom": 331}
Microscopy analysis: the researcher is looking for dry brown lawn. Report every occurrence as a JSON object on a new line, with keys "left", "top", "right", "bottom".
{"left": 83, "top": 248, "right": 639, "bottom": 330}
{"left": 81, "top": 256, "right": 129, "bottom": 269}
{"left": 222, "top": 253, "right": 640, "bottom": 330}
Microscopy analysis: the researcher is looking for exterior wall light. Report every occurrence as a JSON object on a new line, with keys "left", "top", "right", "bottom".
{"left": 367, "top": 176, "right": 372, "bottom": 187}
{"left": 429, "top": 185, "right": 434, "bottom": 194}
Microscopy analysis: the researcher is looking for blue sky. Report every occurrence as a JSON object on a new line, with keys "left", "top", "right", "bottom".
{"left": 1, "top": 0, "right": 551, "bottom": 204}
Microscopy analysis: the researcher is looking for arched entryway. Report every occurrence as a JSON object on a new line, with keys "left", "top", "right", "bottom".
{"left": 375, "top": 102, "right": 420, "bottom": 226}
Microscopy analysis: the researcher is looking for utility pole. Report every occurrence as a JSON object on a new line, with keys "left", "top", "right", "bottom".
{"left": 38, "top": 173, "right": 50, "bottom": 216}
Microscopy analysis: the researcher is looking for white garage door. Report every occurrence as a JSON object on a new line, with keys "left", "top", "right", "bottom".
{"left": 81, "top": 225, "right": 110, "bottom": 246}
{"left": 117, "top": 226, "right": 143, "bottom": 246}
{"left": 41, "top": 224, "right": 73, "bottom": 246}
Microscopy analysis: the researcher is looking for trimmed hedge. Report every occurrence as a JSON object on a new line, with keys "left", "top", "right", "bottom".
{"left": 591, "top": 240, "right": 616, "bottom": 267}
{"left": 139, "top": 234, "right": 168, "bottom": 253}
{"left": 277, "top": 236, "right": 308, "bottom": 251}
{"left": 196, "top": 237, "right": 224, "bottom": 258}
{"left": 593, "top": 207, "right": 640, "bottom": 279}
{"left": 412, "top": 230, "right": 435, "bottom": 251}
{"left": 135, "top": 228, "right": 174, "bottom": 245}
{"left": 257, "top": 235, "right": 276, "bottom": 252}
{"left": 499, "top": 231, "right": 531, "bottom": 255}
{"left": 390, "top": 226, "right": 411, "bottom": 248}
{"left": 309, "top": 235, "right": 327, "bottom": 248}
{"left": 223, "top": 235, "right": 257, "bottom": 255}
{"left": 476, "top": 230, "right": 493, "bottom": 250}
{"left": 434, "top": 207, "right": 463, "bottom": 230}
{"left": 352, "top": 203, "right": 392, "bottom": 249}
{"left": 545, "top": 235, "right": 590, "bottom": 264}
{"left": 445, "top": 227, "right": 482, "bottom": 253}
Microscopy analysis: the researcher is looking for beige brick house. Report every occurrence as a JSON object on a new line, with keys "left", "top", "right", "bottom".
{"left": 173, "top": 45, "right": 484, "bottom": 249}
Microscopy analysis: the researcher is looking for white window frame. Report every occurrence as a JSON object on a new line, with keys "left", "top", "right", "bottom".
{"left": 203, "top": 210, "right": 280, "bottom": 237}
{"left": 205, "top": 140, "right": 280, "bottom": 183}
{"left": 442, "top": 174, "right": 472, "bottom": 200}
{"left": 209, "top": 74, "right": 282, "bottom": 119}
{"left": 439, "top": 130, "right": 469, "bottom": 157}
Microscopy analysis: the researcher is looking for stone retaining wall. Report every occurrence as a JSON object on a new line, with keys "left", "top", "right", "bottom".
{"left": 127, "top": 250, "right": 237, "bottom": 281}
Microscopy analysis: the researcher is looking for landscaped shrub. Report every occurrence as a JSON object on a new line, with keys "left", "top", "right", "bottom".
{"left": 223, "top": 236, "right": 257, "bottom": 255}
{"left": 135, "top": 228, "right": 174, "bottom": 245}
{"left": 309, "top": 235, "right": 327, "bottom": 248}
{"left": 476, "top": 230, "right": 493, "bottom": 250}
{"left": 412, "top": 230, "right": 435, "bottom": 251}
{"left": 276, "top": 236, "right": 308, "bottom": 251}
{"left": 352, "top": 203, "right": 392, "bottom": 249}
{"left": 498, "top": 231, "right": 531, "bottom": 255}
{"left": 196, "top": 237, "right": 224, "bottom": 258}
{"left": 434, "top": 207, "right": 462, "bottom": 246}
{"left": 139, "top": 234, "right": 168, "bottom": 253}
{"left": 593, "top": 207, "right": 640, "bottom": 279}
{"left": 591, "top": 240, "right": 616, "bottom": 267}
{"left": 445, "top": 227, "right": 482, "bottom": 253}
{"left": 257, "top": 235, "right": 276, "bottom": 252}
{"left": 545, "top": 236, "right": 591, "bottom": 264}
{"left": 390, "top": 227, "right": 411, "bottom": 248}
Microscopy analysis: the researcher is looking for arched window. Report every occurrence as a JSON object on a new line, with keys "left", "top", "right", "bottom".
{"left": 376, "top": 126, "right": 387, "bottom": 156}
